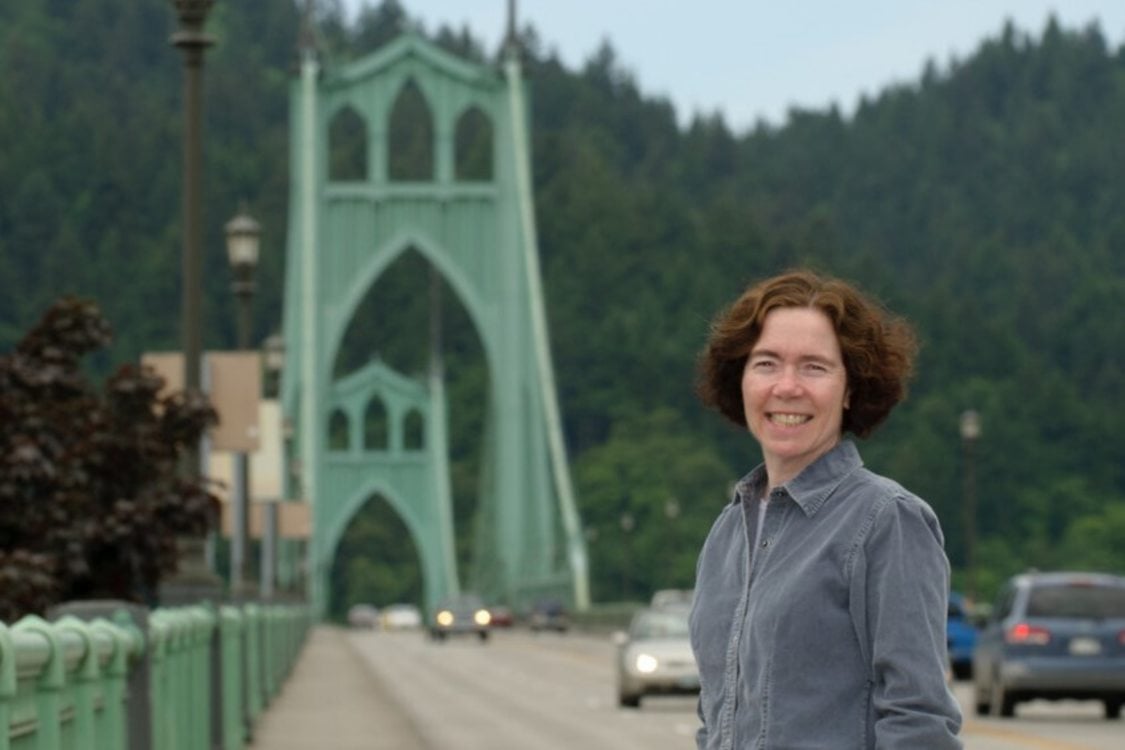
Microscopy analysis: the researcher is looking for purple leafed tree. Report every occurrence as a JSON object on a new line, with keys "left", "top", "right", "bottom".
{"left": 0, "top": 297, "right": 219, "bottom": 621}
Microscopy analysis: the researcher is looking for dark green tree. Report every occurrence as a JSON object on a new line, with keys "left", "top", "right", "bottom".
{"left": 0, "top": 298, "right": 218, "bottom": 620}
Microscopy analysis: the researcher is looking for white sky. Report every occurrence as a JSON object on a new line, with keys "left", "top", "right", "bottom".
{"left": 339, "top": 1, "right": 1125, "bottom": 132}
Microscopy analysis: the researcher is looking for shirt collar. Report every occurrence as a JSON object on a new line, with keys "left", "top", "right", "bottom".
{"left": 734, "top": 439, "right": 864, "bottom": 517}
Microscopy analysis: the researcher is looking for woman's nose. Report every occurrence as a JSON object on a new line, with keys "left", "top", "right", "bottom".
{"left": 774, "top": 367, "right": 802, "bottom": 395}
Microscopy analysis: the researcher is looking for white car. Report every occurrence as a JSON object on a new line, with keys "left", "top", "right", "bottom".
{"left": 347, "top": 603, "right": 380, "bottom": 629}
{"left": 380, "top": 603, "right": 423, "bottom": 631}
{"left": 615, "top": 604, "right": 699, "bottom": 707}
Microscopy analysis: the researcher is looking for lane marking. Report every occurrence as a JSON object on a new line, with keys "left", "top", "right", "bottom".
{"left": 963, "top": 720, "right": 1099, "bottom": 750}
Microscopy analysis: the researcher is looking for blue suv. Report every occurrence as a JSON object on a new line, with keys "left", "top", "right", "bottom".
{"left": 948, "top": 591, "right": 979, "bottom": 680}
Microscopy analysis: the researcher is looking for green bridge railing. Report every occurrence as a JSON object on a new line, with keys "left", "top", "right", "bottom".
{"left": 0, "top": 600, "right": 310, "bottom": 750}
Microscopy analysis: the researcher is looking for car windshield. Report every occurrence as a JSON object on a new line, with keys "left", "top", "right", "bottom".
{"left": 632, "top": 609, "right": 691, "bottom": 639}
{"left": 1026, "top": 583, "right": 1125, "bottom": 618}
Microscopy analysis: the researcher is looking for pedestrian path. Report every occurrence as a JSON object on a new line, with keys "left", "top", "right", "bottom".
{"left": 250, "top": 626, "right": 428, "bottom": 749}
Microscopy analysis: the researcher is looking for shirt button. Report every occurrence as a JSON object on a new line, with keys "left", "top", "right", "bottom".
{"left": 760, "top": 540, "right": 769, "bottom": 548}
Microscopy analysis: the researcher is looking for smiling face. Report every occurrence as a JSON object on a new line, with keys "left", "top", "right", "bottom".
{"left": 741, "top": 306, "right": 850, "bottom": 488}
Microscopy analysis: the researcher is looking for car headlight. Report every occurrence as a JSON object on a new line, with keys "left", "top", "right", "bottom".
{"left": 635, "top": 653, "right": 659, "bottom": 674}
{"left": 436, "top": 610, "right": 454, "bottom": 627}
{"left": 474, "top": 609, "right": 492, "bottom": 626}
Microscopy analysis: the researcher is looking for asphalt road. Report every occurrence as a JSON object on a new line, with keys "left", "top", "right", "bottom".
{"left": 346, "top": 628, "right": 1121, "bottom": 750}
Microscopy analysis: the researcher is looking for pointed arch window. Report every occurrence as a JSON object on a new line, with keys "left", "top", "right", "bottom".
{"left": 328, "top": 105, "right": 367, "bottom": 181}
{"left": 388, "top": 79, "right": 434, "bottom": 181}
{"left": 364, "top": 397, "right": 389, "bottom": 451}
{"left": 328, "top": 409, "right": 351, "bottom": 452}
{"left": 403, "top": 409, "right": 425, "bottom": 451}
{"left": 455, "top": 106, "right": 493, "bottom": 181}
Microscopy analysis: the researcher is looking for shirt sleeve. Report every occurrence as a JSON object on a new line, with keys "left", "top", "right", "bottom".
{"left": 850, "top": 492, "right": 963, "bottom": 749}
{"left": 695, "top": 696, "right": 709, "bottom": 750}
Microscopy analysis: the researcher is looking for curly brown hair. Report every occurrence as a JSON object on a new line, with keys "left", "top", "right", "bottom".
{"left": 696, "top": 269, "right": 918, "bottom": 438}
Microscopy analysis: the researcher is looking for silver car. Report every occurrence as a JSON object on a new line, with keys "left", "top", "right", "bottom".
{"left": 429, "top": 593, "right": 492, "bottom": 642}
{"left": 615, "top": 604, "right": 699, "bottom": 708}
{"left": 972, "top": 571, "right": 1125, "bottom": 719}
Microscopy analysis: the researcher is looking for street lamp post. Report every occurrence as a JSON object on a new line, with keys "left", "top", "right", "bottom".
{"left": 170, "top": 0, "right": 214, "bottom": 415}
{"left": 260, "top": 333, "right": 285, "bottom": 600}
{"left": 619, "top": 512, "right": 635, "bottom": 602}
{"left": 664, "top": 498, "right": 680, "bottom": 585}
{"left": 960, "top": 409, "right": 981, "bottom": 603}
{"left": 226, "top": 204, "right": 261, "bottom": 600}
{"left": 162, "top": 0, "right": 219, "bottom": 608}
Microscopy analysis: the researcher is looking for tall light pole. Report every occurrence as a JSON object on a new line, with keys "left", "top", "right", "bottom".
{"left": 226, "top": 204, "right": 261, "bottom": 600}
{"left": 664, "top": 498, "right": 680, "bottom": 585}
{"left": 162, "top": 0, "right": 218, "bottom": 606}
{"left": 260, "top": 333, "right": 285, "bottom": 600}
{"left": 960, "top": 409, "right": 981, "bottom": 603}
{"left": 170, "top": 0, "right": 214, "bottom": 418}
{"left": 619, "top": 512, "right": 635, "bottom": 602}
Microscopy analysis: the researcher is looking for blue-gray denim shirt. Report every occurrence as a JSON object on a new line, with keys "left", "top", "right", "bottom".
{"left": 689, "top": 440, "right": 962, "bottom": 749}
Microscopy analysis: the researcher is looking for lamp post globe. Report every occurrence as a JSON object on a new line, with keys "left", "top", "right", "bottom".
{"left": 226, "top": 204, "right": 261, "bottom": 349}
{"left": 959, "top": 409, "right": 981, "bottom": 442}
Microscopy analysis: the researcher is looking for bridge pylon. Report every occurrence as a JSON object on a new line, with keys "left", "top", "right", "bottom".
{"left": 280, "top": 31, "right": 589, "bottom": 617}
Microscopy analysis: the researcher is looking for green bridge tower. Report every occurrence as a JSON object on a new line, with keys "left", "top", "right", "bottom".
{"left": 280, "top": 25, "right": 589, "bottom": 617}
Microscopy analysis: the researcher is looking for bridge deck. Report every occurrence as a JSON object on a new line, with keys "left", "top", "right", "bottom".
{"left": 250, "top": 625, "right": 426, "bottom": 749}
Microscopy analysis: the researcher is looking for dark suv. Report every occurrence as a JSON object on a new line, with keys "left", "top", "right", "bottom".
{"left": 972, "top": 571, "right": 1125, "bottom": 719}
{"left": 528, "top": 598, "right": 569, "bottom": 633}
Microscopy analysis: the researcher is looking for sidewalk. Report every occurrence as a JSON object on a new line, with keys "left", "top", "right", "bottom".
{"left": 250, "top": 626, "right": 428, "bottom": 749}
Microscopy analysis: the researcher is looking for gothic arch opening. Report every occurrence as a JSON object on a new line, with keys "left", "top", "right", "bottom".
{"left": 388, "top": 79, "right": 433, "bottom": 181}
{"left": 403, "top": 409, "right": 425, "bottom": 450}
{"left": 328, "top": 105, "right": 367, "bottom": 181}
{"left": 455, "top": 106, "right": 493, "bottom": 181}
{"left": 328, "top": 493, "right": 422, "bottom": 621}
{"left": 334, "top": 247, "right": 488, "bottom": 585}
{"left": 364, "top": 396, "right": 389, "bottom": 451}
{"left": 328, "top": 408, "right": 350, "bottom": 452}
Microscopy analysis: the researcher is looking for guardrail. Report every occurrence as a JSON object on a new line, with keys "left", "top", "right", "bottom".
{"left": 0, "top": 600, "right": 310, "bottom": 750}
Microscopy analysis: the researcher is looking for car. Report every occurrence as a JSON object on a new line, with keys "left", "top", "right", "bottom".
{"left": 528, "top": 597, "right": 570, "bottom": 633}
{"left": 972, "top": 571, "right": 1125, "bottom": 719}
{"left": 429, "top": 593, "right": 491, "bottom": 642}
{"left": 380, "top": 603, "right": 422, "bottom": 631}
{"left": 614, "top": 604, "right": 699, "bottom": 708}
{"left": 650, "top": 588, "right": 694, "bottom": 608}
{"left": 347, "top": 603, "right": 380, "bottom": 629}
{"left": 947, "top": 591, "right": 979, "bottom": 680}
{"left": 488, "top": 605, "right": 515, "bottom": 628}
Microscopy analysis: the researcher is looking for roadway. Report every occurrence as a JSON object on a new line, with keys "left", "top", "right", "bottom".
{"left": 253, "top": 626, "right": 1121, "bottom": 749}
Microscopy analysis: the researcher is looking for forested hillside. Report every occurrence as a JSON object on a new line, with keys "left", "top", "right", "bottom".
{"left": 1, "top": 0, "right": 1122, "bottom": 611}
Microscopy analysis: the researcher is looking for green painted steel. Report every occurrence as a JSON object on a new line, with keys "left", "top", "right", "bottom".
{"left": 0, "top": 613, "right": 142, "bottom": 750}
{"left": 242, "top": 604, "right": 263, "bottom": 728}
{"left": 216, "top": 606, "right": 244, "bottom": 750}
{"left": 0, "top": 603, "right": 310, "bottom": 750}
{"left": 280, "top": 31, "right": 590, "bottom": 616}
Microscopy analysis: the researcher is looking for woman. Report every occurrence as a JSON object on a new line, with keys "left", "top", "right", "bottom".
{"left": 690, "top": 269, "right": 962, "bottom": 749}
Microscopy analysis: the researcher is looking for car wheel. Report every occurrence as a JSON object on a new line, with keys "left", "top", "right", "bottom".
{"left": 478, "top": 630, "right": 489, "bottom": 642}
{"left": 990, "top": 678, "right": 1015, "bottom": 718}
{"left": 618, "top": 692, "right": 641, "bottom": 708}
{"left": 972, "top": 672, "right": 990, "bottom": 715}
{"left": 973, "top": 690, "right": 990, "bottom": 717}
{"left": 1105, "top": 699, "right": 1122, "bottom": 720}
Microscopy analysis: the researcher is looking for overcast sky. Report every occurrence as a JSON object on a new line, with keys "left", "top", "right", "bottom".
{"left": 338, "top": 1, "right": 1125, "bottom": 132}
